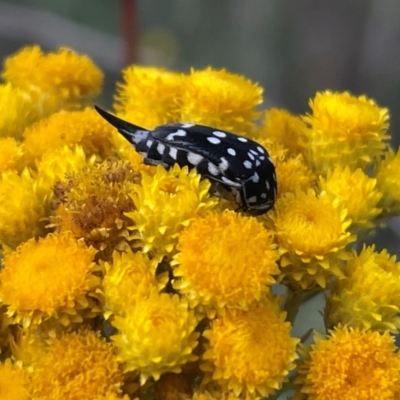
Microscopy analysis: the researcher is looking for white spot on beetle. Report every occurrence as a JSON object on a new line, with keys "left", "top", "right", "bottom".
{"left": 265, "top": 180, "right": 270, "bottom": 190}
{"left": 130, "top": 130, "right": 149, "bottom": 145}
{"left": 259, "top": 156, "right": 265, "bottom": 160}
{"left": 243, "top": 160, "right": 252, "bottom": 169}
{"left": 146, "top": 139, "right": 153, "bottom": 148}
{"left": 227, "top": 148, "right": 236, "bottom": 156}
{"left": 157, "top": 143, "right": 165, "bottom": 155}
{"left": 251, "top": 172, "right": 260, "bottom": 183}
{"left": 169, "top": 147, "right": 178, "bottom": 160}
{"left": 187, "top": 152, "right": 203, "bottom": 165}
{"left": 166, "top": 129, "right": 187, "bottom": 140}
{"left": 247, "top": 196, "right": 257, "bottom": 203}
{"left": 249, "top": 149, "right": 258, "bottom": 156}
{"left": 181, "top": 123, "right": 194, "bottom": 128}
{"left": 255, "top": 160, "right": 261, "bottom": 167}
{"left": 257, "top": 146, "right": 265, "bottom": 154}
{"left": 261, "top": 193, "right": 267, "bottom": 199}
{"left": 219, "top": 157, "right": 229, "bottom": 171}
{"left": 208, "top": 163, "right": 219, "bottom": 176}
{"left": 247, "top": 152, "right": 255, "bottom": 161}
{"left": 238, "top": 137, "right": 248, "bottom": 142}
{"left": 222, "top": 176, "right": 241, "bottom": 187}
{"left": 207, "top": 137, "right": 221, "bottom": 145}
{"left": 213, "top": 131, "right": 226, "bottom": 138}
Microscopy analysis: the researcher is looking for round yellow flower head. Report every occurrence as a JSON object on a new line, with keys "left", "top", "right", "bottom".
{"left": 36, "top": 144, "right": 94, "bottom": 194}
{"left": 270, "top": 189, "right": 355, "bottom": 289}
{"left": 172, "top": 211, "right": 278, "bottom": 313}
{"left": 101, "top": 250, "right": 166, "bottom": 318}
{"left": 0, "top": 169, "right": 48, "bottom": 249}
{"left": 0, "top": 137, "right": 23, "bottom": 173}
{"left": 0, "top": 83, "right": 38, "bottom": 139}
{"left": 127, "top": 164, "right": 218, "bottom": 257}
{"left": 50, "top": 160, "right": 139, "bottom": 256}
{"left": 327, "top": 245, "right": 400, "bottom": 333}
{"left": 296, "top": 327, "right": 400, "bottom": 400}
{"left": 114, "top": 65, "right": 183, "bottom": 128}
{"left": 111, "top": 289, "right": 199, "bottom": 385}
{"left": 0, "top": 232, "right": 100, "bottom": 330}
{"left": 319, "top": 166, "right": 382, "bottom": 231}
{"left": 29, "top": 329, "right": 124, "bottom": 400}
{"left": 202, "top": 299, "right": 299, "bottom": 398}
{"left": 181, "top": 67, "right": 263, "bottom": 135}
{"left": 0, "top": 358, "right": 29, "bottom": 400}
{"left": 22, "top": 107, "right": 115, "bottom": 168}
{"left": 2, "top": 45, "right": 103, "bottom": 104}
{"left": 375, "top": 147, "right": 400, "bottom": 216}
{"left": 302, "top": 91, "right": 389, "bottom": 175}
{"left": 274, "top": 153, "right": 316, "bottom": 196}
{"left": 257, "top": 108, "right": 309, "bottom": 155}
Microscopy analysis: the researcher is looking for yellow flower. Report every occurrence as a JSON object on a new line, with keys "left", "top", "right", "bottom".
{"left": 0, "top": 169, "right": 48, "bottom": 249}
{"left": 111, "top": 289, "right": 199, "bottom": 384}
{"left": 375, "top": 147, "right": 400, "bottom": 216}
{"left": 0, "top": 358, "right": 29, "bottom": 400}
{"left": 0, "top": 232, "right": 100, "bottom": 331}
{"left": 36, "top": 144, "right": 94, "bottom": 194}
{"left": 10, "top": 328, "right": 47, "bottom": 366}
{"left": 51, "top": 160, "right": 138, "bottom": 256}
{"left": 319, "top": 166, "right": 382, "bottom": 230}
{"left": 327, "top": 245, "right": 400, "bottom": 333}
{"left": 22, "top": 107, "right": 115, "bottom": 167}
{"left": 275, "top": 153, "right": 316, "bottom": 196}
{"left": 126, "top": 164, "right": 218, "bottom": 257}
{"left": 101, "top": 250, "right": 166, "bottom": 318}
{"left": 202, "top": 299, "right": 299, "bottom": 398}
{"left": 0, "top": 83, "right": 38, "bottom": 139}
{"left": 29, "top": 329, "right": 124, "bottom": 400}
{"left": 114, "top": 65, "right": 183, "bottom": 128}
{"left": 95, "top": 394, "right": 131, "bottom": 400}
{"left": 2, "top": 46, "right": 103, "bottom": 104}
{"left": 181, "top": 67, "right": 263, "bottom": 135}
{"left": 172, "top": 211, "right": 278, "bottom": 313}
{"left": 270, "top": 189, "right": 354, "bottom": 289}
{"left": 0, "top": 137, "right": 23, "bottom": 172}
{"left": 295, "top": 327, "right": 400, "bottom": 400}
{"left": 302, "top": 91, "right": 389, "bottom": 175}
{"left": 257, "top": 108, "right": 309, "bottom": 155}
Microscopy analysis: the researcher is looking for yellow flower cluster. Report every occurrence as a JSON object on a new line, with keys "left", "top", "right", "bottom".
{"left": 294, "top": 327, "right": 400, "bottom": 399}
{"left": 115, "top": 65, "right": 262, "bottom": 135}
{"left": 0, "top": 44, "right": 400, "bottom": 399}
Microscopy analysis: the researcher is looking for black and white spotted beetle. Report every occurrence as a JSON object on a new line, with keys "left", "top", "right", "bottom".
{"left": 94, "top": 106, "right": 277, "bottom": 215}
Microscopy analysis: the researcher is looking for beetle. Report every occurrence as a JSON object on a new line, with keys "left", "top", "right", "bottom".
{"left": 94, "top": 106, "right": 277, "bottom": 215}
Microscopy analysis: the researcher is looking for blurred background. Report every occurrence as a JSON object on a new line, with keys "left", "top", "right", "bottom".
{"left": 1, "top": 0, "right": 400, "bottom": 340}
{"left": 2, "top": 0, "right": 400, "bottom": 140}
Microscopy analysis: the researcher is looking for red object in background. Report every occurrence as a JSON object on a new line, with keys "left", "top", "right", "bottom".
{"left": 120, "top": 0, "right": 137, "bottom": 67}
